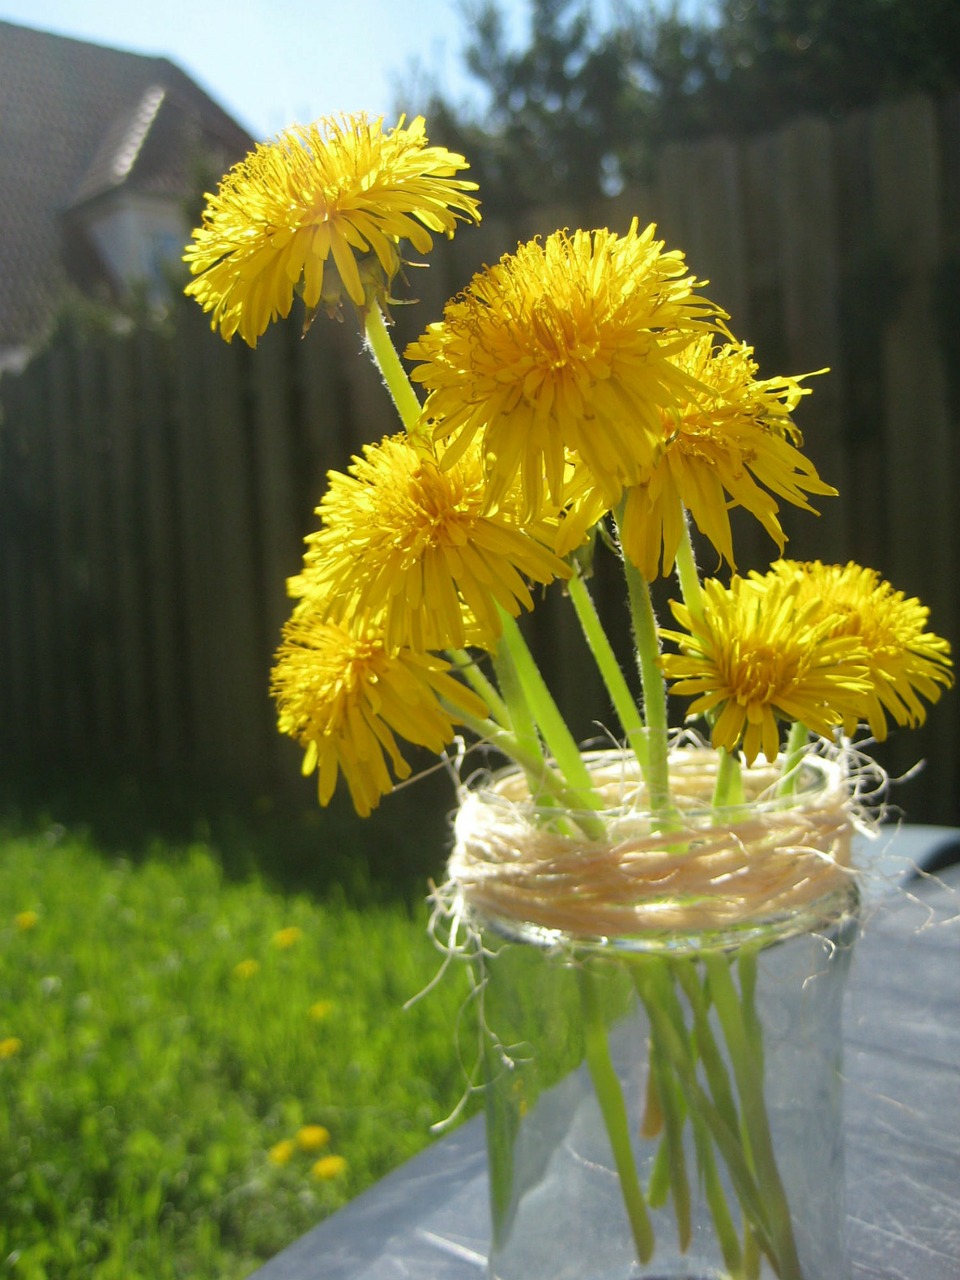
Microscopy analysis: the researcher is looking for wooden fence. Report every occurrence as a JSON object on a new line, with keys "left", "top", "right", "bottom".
{"left": 2, "top": 91, "right": 958, "bottom": 824}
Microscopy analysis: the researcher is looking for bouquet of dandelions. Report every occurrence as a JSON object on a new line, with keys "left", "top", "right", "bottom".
{"left": 186, "top": 115, "right": 952, "bottom": 1280}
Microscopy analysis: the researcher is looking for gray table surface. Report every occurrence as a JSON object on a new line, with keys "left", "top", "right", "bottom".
{"left": 250, "top": 825, "right": 960, "bottom": 1280}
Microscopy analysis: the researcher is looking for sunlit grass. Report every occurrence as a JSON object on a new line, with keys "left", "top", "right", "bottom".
{"left": 0, "top": 824, "right": 475, "bottom": 1279}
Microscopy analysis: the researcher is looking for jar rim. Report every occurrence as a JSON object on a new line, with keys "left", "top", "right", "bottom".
{"left": 446, "top": 745, "right": 858, "bottom": 949}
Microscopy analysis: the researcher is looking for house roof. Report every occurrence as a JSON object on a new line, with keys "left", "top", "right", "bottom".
{"left": 0, "top": 19, "right": 255, "bottom": 352}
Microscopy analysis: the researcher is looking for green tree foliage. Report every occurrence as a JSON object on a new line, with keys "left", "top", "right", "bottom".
{"left": 425, "top": 0, "right": 960, "bottom": 212}
{"left": 425, "top": 0, "right": 653, "bottom": 211}
{"left": 701, "top": 0, "right": 960, "bottom": 131}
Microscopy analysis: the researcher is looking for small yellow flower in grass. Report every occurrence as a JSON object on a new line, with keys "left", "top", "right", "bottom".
{"left": 185, "top": 114, "right": 480, "bottom": 345}
{"left": 14, "top": 910, "right": 39, "bottom": 931}
{"left": 268, "top": 1139, "right": 296, "bottom": 1166}
{"left": 291, "top": 433, "right": 571, "bottom": 652}
{"left": 308, "top": 999, "right": 335, "bottom": 1021}
{"left": 755, "top": 561, "right": 954, "bottom": 741}
{"left": 662, "top": 575, "right": 870, "bottom": 765}
{"left": 407, "top": 221, "right": 723, "bottom": 517}
{"left": 272, "top": 926, "right": 303, "bottom": 950}
{"left": 296, "top": 1125, "right": 330, "bottom": 1153}
{"left": 617, "top": 337, "right": 836, "bottom": 579}
{"left": 271, "top": 613, "right": 488, "bottom": 816}
{"left": 233, "top": 958, "right": 260, "bottom": 979}
{"left": 311, "top": 1154, "right": 348, "bottom": 1180}
{"left": 0, "top": 1037, "right": 23, "bottom": 1060}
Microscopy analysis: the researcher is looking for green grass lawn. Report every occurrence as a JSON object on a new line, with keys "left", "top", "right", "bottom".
{"left": 0, "top": 820, "right": 476, "bottom": 1279}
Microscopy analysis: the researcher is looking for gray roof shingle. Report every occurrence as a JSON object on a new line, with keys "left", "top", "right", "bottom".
{"left": 0, "top": 19, "right": 254, "bottom": 350}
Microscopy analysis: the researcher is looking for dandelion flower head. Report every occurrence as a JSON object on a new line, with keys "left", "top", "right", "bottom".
{"left": 271, "top": 613, "right": 488, "bottom": 816}
{"left": 14, "top": 910, "right": 39, "bottom": 931}
{"left": 312, "top": 1154, "right": 348, "bottom": 1180}
{"left": 755, "top": 560, "right": 954, "bottom": 740}
{"left": 272, "top": 926, "right": 303, "bottom": 950}
{"left": 617, "top": 337, "right": 835, "bottom": 579}
{"left": 291, "top": 433, "right": 571, "bottom": 652}
{"left": 185, "top": 114, "right": 480, "bottom": 345}
{"left": 0, "top": 1037, "right": 23, "bottom": 1060}
{"left": 407, "top": 220, "right": 723, "bottom": 517}
{"left": 297, "top": 1125, "right": 331, "bottom": 1153}
{"left": 662, "top": 574, "right": 869, "bottom": 765}
{"left": 268, "top": 1139, "right": 296, "bottom": 1166}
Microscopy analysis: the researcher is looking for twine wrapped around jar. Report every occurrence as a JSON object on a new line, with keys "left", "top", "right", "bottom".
{"left": 447, "top": 746, "right": 858, "bottom": 944}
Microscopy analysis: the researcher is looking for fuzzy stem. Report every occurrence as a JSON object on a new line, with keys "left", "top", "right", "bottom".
{"left": 363, "top": 303, "right": 425, "bottom": 436}
{"left": 620, "top": 551, "right": 672, "bottom": 822}
{"left": 497, "top": 610, "right": 605, "bottom": 817}
{"left": 777, "top": 720, "right": 811, "bottom": 797}
{"left": 674, "top": 512, "right": 706, "bottom": 627}
{"left": 567, "top": 570, "right": 649, "bottom": 770}
{"left": 712, "top": 747, "right": 746, "bottom": 811}
{"left": 448, "top": 649, "right": 512, "bottom": 729}
{"left": 452, "top": 708, "right": 606, "bottom": 841}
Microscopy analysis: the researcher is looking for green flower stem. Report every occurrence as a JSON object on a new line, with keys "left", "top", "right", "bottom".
{"left": 777, "top": 720, "right": 811, "bottom": 797}
{"left": 689, "top": 1103, "right": 745, "bottom": 1278}
{"left": 649, "top": 1037, "right": 692, "bottom": 1251}
{"left": 620, "top": 551, "right": 673, "bottom": 822}
{"left": 448, "top": 649, "right": 512, "bottom": 729}
{"left": 489, "top": 637, "right": 586, "bottom": 837}
{"left": 703, "top": 953, "right": 804, "bottom": 1280}
{"left": 567, "top": 570, "right": 649, "bottom": 770}
{"left": 712, "top": 747, "right": 746, "bottom": 811}
{"left": 743, "top": 1225, "right": 762, "bottom": 1279}
{"left": 490, "top": 637, "right": 549, "bottom": 776}
{"left": 453, "top": 708, "right": 606, "bottom": 841}
{"left": 673, "top": 962, "right": 742, "bottom": 1145}
{"left": 647, "top": 1130, "right": 671, "bottom": 1208}
{"left": 639, "top": 960, "right": 748, "bottom": 1272}
{"left": 579, "top": 965, "right": 655, "bottom": 1265}
{"left": 363, "top": 302, "right": 425, "bottom": 436}
{"left": 497, "top": 610, "right": 605, "bottom": 817}
{"left": 674, "top": 512, "right": 706, "bottom": 627}
{"left": 634, "top": 962, "right": 778, "bottom": 1266}
{"left": 738, "top": 948, "right": 765, "bottom": 1068}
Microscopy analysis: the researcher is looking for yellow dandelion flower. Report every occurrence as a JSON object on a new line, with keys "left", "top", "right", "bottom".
{"left": 272, "top": 926, "right": 303, "bottom": 950}
{"left": 0, "top": 1037, "right": 23, "bottom": 1060}
{"left": 14, "top": 910, "right": 39, "bottom": 931}
{"left": 185, "top": 113, "right": 480, "bottom": 345}
{"left": 661, "top": 575, "right": 869, "bottom": 765}
{"left": 407, "top": 220, "right": 723, "bottom": 516}
{"left": 292, "top": 433, "right": 571, "bottom": 652}
{"left": 618, "top": 337, "right": 835, "bottom": 579}
{"left": 268, "top": 1139, "right": 296, "bottom": 1166}
{"left": 271, "top": 613, "right": 488, "bottom": 817}
{"left": 296, "top": 1124, "right": 330, "bottom": 1153}
{"left": 311, "top": 1154, "right": 348, "bottom": 1180}
{"left": 233, "top": 958, "right": 260, "bottom": 979}
{"left": 308, "top": 999, "right": 335, "bottom": 1021}
{"left": 756, "top": 561, "right": 954, "bottom": 740}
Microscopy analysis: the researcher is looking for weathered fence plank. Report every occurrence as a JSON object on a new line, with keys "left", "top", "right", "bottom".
{"left": 871, "top": 95, "right": 958, "bottom": 805}
{"left": 776, "top": 115, "right": 849, "bottom": 562}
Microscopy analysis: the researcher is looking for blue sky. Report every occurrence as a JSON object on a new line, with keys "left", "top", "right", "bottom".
{"left": 0, "top": 0, "right": 707, "bottom": 140}
{"left": 0, "top": 0, "right": 548, "bottom": 139}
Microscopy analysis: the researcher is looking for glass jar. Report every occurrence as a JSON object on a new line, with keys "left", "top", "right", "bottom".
{"left": 450, "top": 748, "right": 859, "bottom": 1280}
